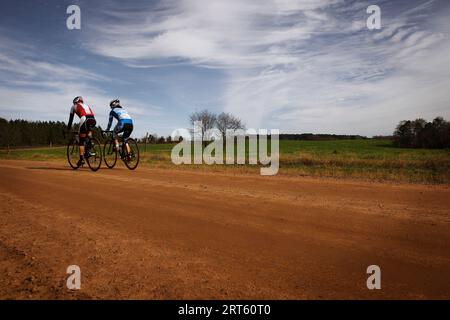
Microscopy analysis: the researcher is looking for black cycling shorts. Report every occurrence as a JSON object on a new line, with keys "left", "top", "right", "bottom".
{"left": 80, "top": 116, "right": 96, "bottom": 135}
{"left": 114, "top": 122, "right": 133, "bottom": 140}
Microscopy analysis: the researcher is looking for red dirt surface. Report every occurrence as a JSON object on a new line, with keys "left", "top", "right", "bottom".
{"left": 0, "top": 159, "right": 449, "bottom": 299}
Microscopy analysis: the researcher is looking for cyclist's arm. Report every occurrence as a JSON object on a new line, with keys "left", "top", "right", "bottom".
{"left": 106, "top": 110, "right": 115, "bottom": 131}
{"left": 67, "top": 106, "right": 75, "bottom": 131}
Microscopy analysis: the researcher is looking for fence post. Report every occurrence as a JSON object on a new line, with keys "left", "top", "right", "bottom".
{"left": 144, "top": 132, "right": 148, "bottom": 153}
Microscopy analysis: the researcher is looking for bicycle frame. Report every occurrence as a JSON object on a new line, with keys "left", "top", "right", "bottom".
{"left": 102, "top": 130, "right": 129, "bottom": 144}
{"left": 71, "top": 131, "right": 93, "bottom": 152}
{"left": 102, "top": 131, "right": 130, "bottom": 153}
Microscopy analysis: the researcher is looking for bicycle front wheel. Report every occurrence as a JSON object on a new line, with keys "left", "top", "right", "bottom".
{"left": 123, "top": 138, "right": 140, "bottom": 170}
{"left": 67, "top": 139, "right": 80, "bottom": 169}
{"left": 103, "top": 139, "right": 118, "bottom": 169}
{"left": 86, "top": 138, "right": 102, "bottom": 172}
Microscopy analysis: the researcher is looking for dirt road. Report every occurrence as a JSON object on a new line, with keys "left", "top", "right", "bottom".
{"left": 0, "top": 159, "right": 449, "bottom": 299}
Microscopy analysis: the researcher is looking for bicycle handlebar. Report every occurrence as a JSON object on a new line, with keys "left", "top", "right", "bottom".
{"left": 101, "top": 130, "right": 131, "bottom": 142}
{"left": 101, "top": 130, "right": 113, "bottom": 139}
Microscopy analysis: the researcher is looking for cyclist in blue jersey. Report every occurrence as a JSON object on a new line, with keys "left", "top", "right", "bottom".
{"left": 106, "top": 99, "right": 134, "bottom": 156}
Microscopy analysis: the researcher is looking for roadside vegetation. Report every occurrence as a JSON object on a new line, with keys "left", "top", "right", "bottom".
{"left": 1, "top": 139, "right": 449, "bottom": 184}
{"left": 1, "top": 115, "right": 449, "bottom": 183}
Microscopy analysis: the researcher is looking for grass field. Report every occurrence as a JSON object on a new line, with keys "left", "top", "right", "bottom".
{"left": 1, "top": 139, "right": 449, "bottom": 184}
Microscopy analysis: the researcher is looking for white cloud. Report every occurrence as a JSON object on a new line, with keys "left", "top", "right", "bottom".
{"left": 0, "top": 81, "right": 160, "bottom": 136}
{"left": 83, "top": 0, "right": 450, "bottom": 135}
{"left": 0, "top": 35, "right": 159, "bottom": 136}
{"left": 2, "top": 1, "right": 450, "bottom": 137}
{"left": 88, "top": 0, "right": 333, "bottom": 68}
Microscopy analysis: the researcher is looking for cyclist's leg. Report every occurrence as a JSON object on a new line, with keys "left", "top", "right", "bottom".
{"left": 78, "top": 116, "right": 87, "bottom": 160}
{"left": 85, "top": 117, "right": 97, "bottom": 146}
{"left": 75, "top": 117, "right": 88, "bottom": 166}
{"left": 122, "top": 123, "right": 133, "bottom": 154}
{"left": 113, "top": 122, "right": 124, "bottom": 150}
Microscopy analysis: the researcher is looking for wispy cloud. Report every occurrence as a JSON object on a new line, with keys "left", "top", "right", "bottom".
{"left": 87, "top": 0, "right": 341, "bottom": 68}
{"left": 1, "top": 1, "right": 449, "bottom": 136}
{"left": 84, "top": 0, "right": 450, "bottom": 135}
{"left": 0, "top": 32, "right": 160, "bottom": 132}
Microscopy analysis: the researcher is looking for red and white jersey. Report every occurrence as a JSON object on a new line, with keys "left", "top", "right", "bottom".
{"left": 71, "top": 103, "right": 94, "bottom": 118}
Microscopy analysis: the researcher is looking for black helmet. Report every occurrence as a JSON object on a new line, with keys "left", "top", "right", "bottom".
{"left": 73, "top": 96, "right": 83, "bottom": 104}
{"left": 110, "top": 99, "right": 120, "bottom": 108}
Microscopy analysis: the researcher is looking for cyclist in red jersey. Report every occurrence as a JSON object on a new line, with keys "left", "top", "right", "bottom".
{"left": 67, "top": 96, "right": 97, "bottom": 167}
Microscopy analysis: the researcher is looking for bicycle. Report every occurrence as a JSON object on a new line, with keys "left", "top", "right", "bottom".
{"left": 66, "top": 131, "right": 102, "bottom": 171}
{"left": 102, "top": 130, "right": 140, "bottom": 170}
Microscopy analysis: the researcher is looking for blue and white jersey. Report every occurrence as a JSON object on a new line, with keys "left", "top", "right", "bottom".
{"left": 106, "top": 106, "right": 133, "bottom": 130}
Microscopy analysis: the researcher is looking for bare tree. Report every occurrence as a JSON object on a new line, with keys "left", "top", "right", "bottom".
{"left": 216, "top": 112, "right": 245, "bottom": 140}
{"left": 148, "top": 134, "right": 157, "bottom": 144}
{"left": 157, "top": 136, "right": 166, "bottom": 144}
{"left": 189, "top": 110, "right": 217, "bottom": 143}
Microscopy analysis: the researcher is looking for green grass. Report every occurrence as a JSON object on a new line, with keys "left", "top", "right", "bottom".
{"left": 0, "top": 146, "right": 67, "bottom": 160}
{"left": 1, "top": 139, "right": 449, "bottom": 184}
{"left": 277, "top": 139, "right": 450, "bottom": 184}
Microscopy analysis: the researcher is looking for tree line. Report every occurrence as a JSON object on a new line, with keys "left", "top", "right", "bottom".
{"left": 2, "top": 115, "right": 449, "bottom": 149}
{"left": 279, "top": 133, "right": 367, "bottom": 140}
{"left": 0, "top": 118, "right": 68, "bottom": 148}
{"left": 0, "top": 117, "right": 176, "bottom": 148}
{"left": 393, "top": 117, "right": 450, "bottom": 148}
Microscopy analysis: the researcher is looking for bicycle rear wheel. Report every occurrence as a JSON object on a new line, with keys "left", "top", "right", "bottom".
{"left": 86, "top": 137, "right": 102, "bottom": 172}
{"left": 103, "top": 139, "right": 118, "bottom": 169}
{"left": 67, "top": 139, "right": 80, "bottom": 169}
{"left": 123, "top": 138, "right": 140, "bottom": 170}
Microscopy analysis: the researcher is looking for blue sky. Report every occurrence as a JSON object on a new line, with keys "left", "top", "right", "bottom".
{"left": 0, "top": 0, "right": 449, "bottom": 137}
